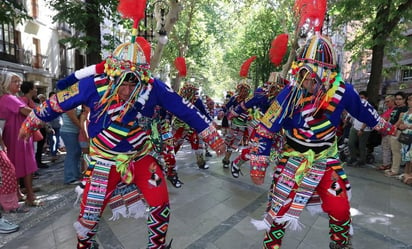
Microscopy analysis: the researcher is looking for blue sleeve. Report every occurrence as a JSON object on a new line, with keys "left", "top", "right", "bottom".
{"left": 34, "top": 76, "right": 97, "bottom": 122}
{"left": 194, "top": 98, "right": 213, "bottom": 121}
{"left": 143, "top": 79, "right": 211, "bottom": 132}
{"left": 341, "top": 84, "right": 380, "bottom": 127}
{"left": 234, "top": 88, "right": 267, "bottom": 114}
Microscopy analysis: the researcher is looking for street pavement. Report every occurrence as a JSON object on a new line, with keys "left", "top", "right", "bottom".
{"left": 0, "top": 145, "right": 411, "bottom": 249}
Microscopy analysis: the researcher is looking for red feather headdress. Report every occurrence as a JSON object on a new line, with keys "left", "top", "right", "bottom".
{"left": 294, "top": 0, "right": 327, "bottom": 32}
{"left": 117, "top": 0, "right": 147, "bottom": 42}
{"left": 174, "top": 57, "right": 187, "bottom": 77}
{"left": 239, "top": 56, "right": 257, "bottom": 78}
{"left": 135, "top": 37, "right": 151, "bottom": 65}
{"left": 269, "top": 34, "right": 288, "bottom": 66}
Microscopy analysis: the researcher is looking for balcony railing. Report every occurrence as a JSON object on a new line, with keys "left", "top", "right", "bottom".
{"left": 0, "top": 44, "right": 48, "bottom": 70}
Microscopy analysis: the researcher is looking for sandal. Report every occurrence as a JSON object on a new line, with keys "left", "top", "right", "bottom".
{"left": 384, "top": 171, "right": 399, "bottom": 177}
{"left": 230, "top": 161, "right": 243, "bottom": 178}
{"left": 377, "top": 165, "right": 391, "bottom": 171}
{"left": 25, "top": 199, "right": 44, "bottom": 207}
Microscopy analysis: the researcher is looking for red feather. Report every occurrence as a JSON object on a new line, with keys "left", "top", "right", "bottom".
{"left": 135, "top": 37, "right": 151, "bottom": 64}
{"left": 118, "top": 0, "right": 147, "bottom": 25}
{"left": 270, "top": 34, "right": 288, "bottom": 66}
{"left": 239, "top": 56, "right": 257, "bottom": 78}
{"left": 174, "top": 57, "right": 187, "bottom": 77}
{"left": 294, "top": 0, "right": 327, "bottom": 31}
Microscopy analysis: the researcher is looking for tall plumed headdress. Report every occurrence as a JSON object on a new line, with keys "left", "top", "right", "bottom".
{"left": 236, "top": 56, "right": 255, "bottom": 102}
{"left": 174, "top": 57, "right": 198, "bottom": 103}
{"left": 97, "top": 0, "right": 154, "bottom": 121}
{"left": 265, "top": 72, "right": 289, "bottom": 97}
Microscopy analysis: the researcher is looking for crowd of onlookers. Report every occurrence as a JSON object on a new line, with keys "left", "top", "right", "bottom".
{"left": 0, "top": 71, "right": 89, "bottom": 234}
{"left": 341, "top": 91, "right": 412, "bottom": 185}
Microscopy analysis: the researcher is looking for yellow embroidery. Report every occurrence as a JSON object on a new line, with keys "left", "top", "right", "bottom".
{"left": 261, "top": 101, "right": 281, "bottom": 128}
{"left": 57, "top": 83, "right": 79, "bottom": 102}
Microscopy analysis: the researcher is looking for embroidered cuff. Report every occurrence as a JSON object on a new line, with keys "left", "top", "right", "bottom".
{"left": 21, "top": 112, "right": 43, "bottom": 134}
{"left": 374, "top": 117, "right": 396, "bottom": 136}
{"left": 256, "top": 124, "right": 274, "bottom": 139}
{"left": 199, "top": 125, "right": 225, "bottom": 151}
{"left": 250, "top": 154, "right": 269, "bottom": 178}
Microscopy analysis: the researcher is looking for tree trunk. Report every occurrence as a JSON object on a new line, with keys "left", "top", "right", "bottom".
{"left": 151, "top": 0, "right": 182, "bottom": 70}
{"left": 367, "top": 44, "right": 385, "bottom": 107}
{"left": 85, "top": 0, "right": 102, "bottom": 65}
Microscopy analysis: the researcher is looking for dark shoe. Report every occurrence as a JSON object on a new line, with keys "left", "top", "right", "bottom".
{"left": 230, "top": 161, "right": 242, "bottom": 178}
{"left": 67, "top": 180, "right": 81, "bottom": 185}
{"left": 167, "top": 175, "right": 183, "bottom": 188}
{"left": 222, "top": 158, "right": 230, "bottom": 168}
{"left": 205, "top": 151, "right": 212, "bottom": 157}
{"left": 38, "top": 163, "right": 49, "bottom": 169}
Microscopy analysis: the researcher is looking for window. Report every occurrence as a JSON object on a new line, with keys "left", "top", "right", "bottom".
{"left": 0, "top": 23, "right": 16, "bottom": 57}
{"left": 402, "top": 68, "right": 412, "bottom": 81}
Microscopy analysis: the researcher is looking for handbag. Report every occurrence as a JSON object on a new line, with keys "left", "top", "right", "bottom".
{"left": 398, "top": 132, "right": 412, "bottom": 145}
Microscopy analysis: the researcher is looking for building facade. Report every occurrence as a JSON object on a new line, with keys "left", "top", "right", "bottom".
{"left": 0, "top": 0, "right": 84, "bottom": 96}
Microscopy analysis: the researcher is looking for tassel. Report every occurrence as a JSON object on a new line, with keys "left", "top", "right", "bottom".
{"left": 250, "top": 218, "right": 270, "bottom": 231}
{"left": 275, "top": 214, "right": 304, "bottom": 231}
{"left": 127, "top": 200, "right": 148, "bottom": 219}
{"left": 109, "top": 205, "right": 128, "bottom": 221}
{"left": 73, "top": 221, "right": 91, "bottom": 238}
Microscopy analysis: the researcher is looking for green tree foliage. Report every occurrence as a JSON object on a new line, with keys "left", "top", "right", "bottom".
{"left": 0, "top": 0, "right": 30, "bottom": 24}
{"left": 330, "top": 0, "right": 412, "bottom": 105}
{"left": 162, "top": 0, "right": 292, "bottom": 101}
{"left": 48, "top": 0, "right": 120, "bottom": 64}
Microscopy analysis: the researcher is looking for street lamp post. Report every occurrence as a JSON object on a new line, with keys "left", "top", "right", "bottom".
{"left": 139, "top": 0, "right": 169, "bottom": 44}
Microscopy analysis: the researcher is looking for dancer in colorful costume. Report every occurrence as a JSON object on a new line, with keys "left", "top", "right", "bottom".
{"left": 172, "top": 57, "right": 213, "bottom": 169}
{"left": 229, "top": 72, "right": 287, "bottom": 178}
{"left": 249, "top": 34, "right": 395, "bottom": 249}
{"left": 172, "top": 82, "right": 213, "bottom": 169}
{"left": 221, "top": 56, "right": 255, "bottom": 168}
{"left": 138, "top": 106, "right": 183, "bottom": 188}
{"left": 18, "top": 2, "right": 225, "bottom": 248}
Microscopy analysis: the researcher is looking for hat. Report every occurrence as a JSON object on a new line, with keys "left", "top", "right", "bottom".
{"left": 291, "top": 34, "right": 338, "bottom": 88}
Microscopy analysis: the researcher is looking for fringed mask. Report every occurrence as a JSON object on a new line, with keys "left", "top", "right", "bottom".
{"left": 179, "top": 82, "right": 198, "bottom": 103}
{"left": 97, "top": 39, "right": 154, "bottom": 121}
{"left": 291, "top": 35, "right": 338, "bottom": 94}
{"left": 265, "top": 72, "right": 287, "bottom": 98}
{"left": 236, "top": 82, "right": 251, "bottom": 102}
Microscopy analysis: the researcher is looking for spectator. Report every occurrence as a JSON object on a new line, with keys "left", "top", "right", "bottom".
{"left": 60, "top": 107, "right": 82, "bottom": 185}
{"left": 47, "top": 92, "right": 63, "bottom": 162}
{"left": 0, "top": 119, "right": 28, "bottom": 213}
{"left": 386, "top": 92, "right": 408, "bottom": 177}
{"left": 78, "top": 105, "right": 90, "bottom": 173}
{"left": 347, "top": 91, "right": 372, "bottom": 167}
{"left": 397, "top": 94, "right": 412, "bottom": 185}
{"left": 377, "top": 95, "right": 395, "bottom": 170}
{"left": 0, "top": 72, "right": 42, "bottom": 207}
